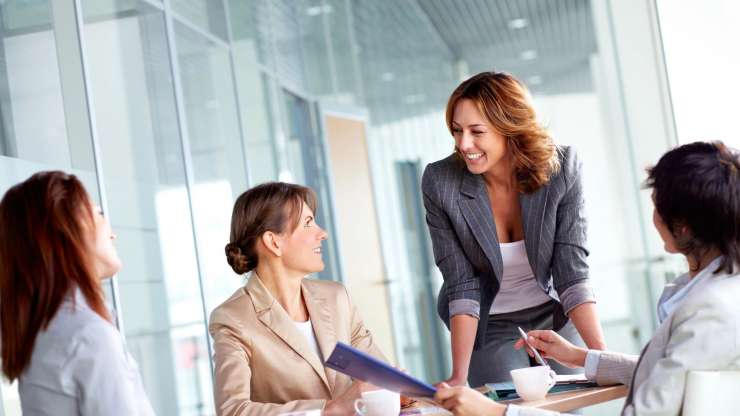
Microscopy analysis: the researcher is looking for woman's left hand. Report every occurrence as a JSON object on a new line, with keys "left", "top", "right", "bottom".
{"left": 434, "top": 383, "right": 507, "bottom": 416}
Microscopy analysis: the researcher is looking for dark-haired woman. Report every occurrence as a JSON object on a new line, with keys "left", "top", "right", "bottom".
{"left": 435, "top": 141, "right": 740, "bottom": 416}
{"left": 422, "top": 71, "right": 606, "bottom": 387}
{"left": 0, "top": 172, "right": 154, "bottom": 415}
{"left": 209, "top": 182, "right": 388, "bottom": 416}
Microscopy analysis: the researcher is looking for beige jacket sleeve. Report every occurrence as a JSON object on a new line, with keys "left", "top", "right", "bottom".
{"left": 210, "top": 311, "right": 326, "bottom": 416}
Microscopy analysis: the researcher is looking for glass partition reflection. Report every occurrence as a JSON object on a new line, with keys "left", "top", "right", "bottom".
{"left": 81, "top": 2, "right": 212, "bottom": 414}
{"left": 173, "top": 21, "right": 248, "bottom": 315}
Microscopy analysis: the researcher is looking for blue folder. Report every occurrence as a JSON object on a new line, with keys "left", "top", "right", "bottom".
{"left": 324, "top": 342, "right": 438, "bottom": 397}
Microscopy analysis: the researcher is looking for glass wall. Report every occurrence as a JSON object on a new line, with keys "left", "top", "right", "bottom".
{"left": 81, "top": 1, "right": 211, "bottom": 413}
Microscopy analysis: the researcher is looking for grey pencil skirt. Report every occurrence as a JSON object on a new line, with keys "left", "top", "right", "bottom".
{"left": 468, "top": 299, "right": 585, "bottom": 387}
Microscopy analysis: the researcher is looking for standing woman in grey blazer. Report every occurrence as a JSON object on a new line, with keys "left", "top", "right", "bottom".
{"left": 434, "top": 141, "right": 740, "bottom": 416}
{"left": 422, "top": 71, "right": 607, "bottom": 387}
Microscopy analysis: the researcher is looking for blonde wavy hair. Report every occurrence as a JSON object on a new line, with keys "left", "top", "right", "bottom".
{"left": 446, "top": 71, "right": 560, "bottom": 193}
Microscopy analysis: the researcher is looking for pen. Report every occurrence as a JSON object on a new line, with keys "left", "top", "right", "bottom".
{"left": 517, "top": 326, "right": 549, "bottom": 367}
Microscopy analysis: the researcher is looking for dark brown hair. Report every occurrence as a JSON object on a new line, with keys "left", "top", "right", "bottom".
{"left": 0, "top": 171, "right": 110, "bottom": 381}
{"left": 225, "top": 182, "right": 317, "bottom": 275}
{"left": 645, "top": 141, "right": 740, "bottom": 274}
{"left": 446, "top": 71, "right": 560, "bottom": 193}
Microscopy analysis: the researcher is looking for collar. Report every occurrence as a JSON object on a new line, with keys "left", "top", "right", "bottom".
{"left": 245, "top": 271, "right": 277, "bottom": 314}
{"left": 657, "top": 256, "right": 724, "bottom": 323}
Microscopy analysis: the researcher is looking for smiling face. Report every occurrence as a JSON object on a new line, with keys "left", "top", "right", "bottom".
{"left": 89, "top": 202, "right": 122, "bottom": 279}
{"left": 279, "top": 201, "right": 328, "bottom": 276}
{"left": 452, "top": 98, "right": 509, "bottom": 175}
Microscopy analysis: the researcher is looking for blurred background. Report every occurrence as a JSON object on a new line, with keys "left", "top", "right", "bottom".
{"left": 0, "top": 0, "right": 738, "bottom": 414}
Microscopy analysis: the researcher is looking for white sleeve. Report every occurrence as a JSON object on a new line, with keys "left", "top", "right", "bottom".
{"left": 584, "top": 350, "right": 602, "bottom": 380}
{"left": 71, "top": 322, "right": 148, "bottom": 416}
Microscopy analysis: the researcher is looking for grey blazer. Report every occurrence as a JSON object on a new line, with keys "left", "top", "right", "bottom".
{"left": 516, "top": 266, "right": 740, "bottom": 416}
{"left": 421, "top": 145, "right": 595, "bottom": 348}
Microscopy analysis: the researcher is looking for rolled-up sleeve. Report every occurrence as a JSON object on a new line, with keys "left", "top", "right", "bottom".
{"left": 422, "top": 165, "right": 480, "bottom": 319}
{"left": 551, "top": 148, "right": 596, "bottom": 313}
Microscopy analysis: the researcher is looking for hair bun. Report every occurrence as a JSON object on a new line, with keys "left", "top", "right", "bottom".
{"left": 225, "top": 243, "right": 251, "bottom": 274}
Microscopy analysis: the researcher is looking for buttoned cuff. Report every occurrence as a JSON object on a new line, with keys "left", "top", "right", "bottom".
{"left": 506, "top": 404, "right": 520, "bottom": 416}
{"left": 449, "top": 299, "right": 480, "bottom": 319}
{"left": 558, "top": 281, "right": 596, "bottom": 314}
{"left": 584, "top": 349, "right": 602, "bottom": 380}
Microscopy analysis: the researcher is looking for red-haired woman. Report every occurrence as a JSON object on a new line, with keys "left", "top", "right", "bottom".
{"left": 422, "top": 71, "right": 606, "bottom": 387}
{"left": 0, "top": 171, "right": 154, "bottom": 415}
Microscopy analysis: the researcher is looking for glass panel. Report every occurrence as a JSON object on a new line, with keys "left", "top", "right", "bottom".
{"left": 0, "top": 1, "right": 96, "bottom": 175}
{"left": 282, "top": 90, "right": 342, "bottom": 281}
{"left": 172, "top": 0, "right": 228, "bottom": 41}
{"left": 80, "top": 2, "right": 212, "bottom": 414}
{"left": 229, "top": 0, "right": 279, "bottom": 184}
{"left": 657, "top": 0, "right": 740, "bottom": 148}
{"left": 395, "top": 160, "right": 449, "bottom": 382}
{"left": 228, "top": 0, "right": 270, "bottom": 68}
{"left": 173, "top": 22, "right": 248, "bottom": 310}
{"left": 300, "top": 0, "right": 362, "bottom": 104}
{"left": 0, "top": 1, "right": 98, "bottom": 413}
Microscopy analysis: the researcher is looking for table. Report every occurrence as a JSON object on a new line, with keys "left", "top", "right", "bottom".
{"left": 499, "top": 385, "right": 628, "bottom": 412}
{"left": 410, "top": 385, "right": 628, "bottom": 415}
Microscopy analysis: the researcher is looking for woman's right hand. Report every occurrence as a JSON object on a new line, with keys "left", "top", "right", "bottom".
{"left": 514, "top": 329, "right": 588, "bottom": 368}
{"left": 323, "top": 379, "right": 373, "bottom": 416}
{"left": 435, "top": 383, "right": 506, "bottom": 416}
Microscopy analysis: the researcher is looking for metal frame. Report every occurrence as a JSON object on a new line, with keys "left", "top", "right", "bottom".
{"left": 161, "top": 0, "right": 215, "bottom": 376}
{"left": 222, "top": 0, "right": 254, "bottom": 187}
{"left": 70, "top": 0, "right": 126, "bottom": 333}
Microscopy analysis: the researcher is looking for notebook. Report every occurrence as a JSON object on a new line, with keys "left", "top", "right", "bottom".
{"left": 324, "top": 342, "right": 438, "bottom": 397}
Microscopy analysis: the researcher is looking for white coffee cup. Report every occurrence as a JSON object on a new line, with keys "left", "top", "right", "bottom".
{"left": 510, "top": 366, "right": 557, "bottom": 401}
{"left": 353, "top": 389, "right": 401, "bottom": 416}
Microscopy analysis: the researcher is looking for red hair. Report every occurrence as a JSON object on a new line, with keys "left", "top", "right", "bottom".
{"left": 0, "top": 171, "right": 110, "bottom": 381}
{"left": 446, "top": 71, "right": 560, "bottom": 193}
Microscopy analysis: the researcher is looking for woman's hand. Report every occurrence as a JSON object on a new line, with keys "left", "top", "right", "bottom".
{"left": 323, "top": 379, "right": 375, "bottom": 416}
{"left": 513, "top": 330, "right": 588, "bottom": 368}
{"left": 435, "top": 383, "right": 506, "bottom": 416}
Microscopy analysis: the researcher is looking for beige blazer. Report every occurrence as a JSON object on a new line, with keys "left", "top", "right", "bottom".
{"left": 517, "top": 267, "right": 740, "bottom": 416}
{"left": 209, "top": 275, "right": 385, "bottom": 416}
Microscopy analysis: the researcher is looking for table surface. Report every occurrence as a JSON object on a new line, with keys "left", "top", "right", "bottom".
{"left": 499, "top": 384, "right": 628, "bottom": 412}
{"left": 410, "top": 385, "right": 628, "bottom": 415}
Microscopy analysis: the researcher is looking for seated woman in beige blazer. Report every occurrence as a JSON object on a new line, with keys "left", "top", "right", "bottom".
{"left": 210, "top": 182, "right": 386, "bottom": 416}
{"left": 434, "top": 141, "right": 740, "bottom": 416}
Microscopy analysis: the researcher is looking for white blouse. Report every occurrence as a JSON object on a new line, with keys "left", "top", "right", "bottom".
{"left": 18, "top": 291, "right": 155, "bottom": 416}
{"left": 489, "top": 240, "right": 553, "bottom": 315}
{"left": 294, "top": 319, "right": 323, "bottom": 361}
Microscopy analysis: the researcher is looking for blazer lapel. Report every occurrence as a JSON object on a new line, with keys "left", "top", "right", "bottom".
{"left": 458, "top": 171, "right": 503, "bottom": 280}
{"left": 247, "top": 276, "right": 331, "bottom": 392}
{"left": 302, "top": 282, "right": 338, "bottom": 391}
{"left": 519, "top": 187, "right": 549, "bottom": 278}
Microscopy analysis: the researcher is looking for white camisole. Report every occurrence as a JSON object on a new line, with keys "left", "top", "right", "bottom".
{"left": 489, "top": 240, "right": 552, "bottom": 315}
